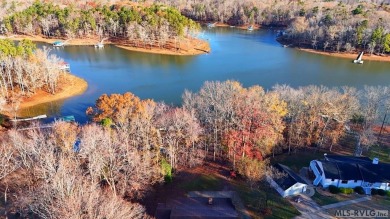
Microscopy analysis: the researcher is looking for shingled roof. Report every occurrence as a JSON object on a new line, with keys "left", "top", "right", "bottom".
{"left": 320, "top": 155, "right": 390, "bottom": 183}
{"left": 273, "top": 163, "right": 307, "bottom": 190}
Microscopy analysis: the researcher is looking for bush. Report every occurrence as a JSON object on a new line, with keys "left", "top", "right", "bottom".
{"left": 161, "top": 158, "right": 172, "bottom": 183}
{"left": 352, "top": 5, "right": 363, "bottom": 15}
{"left": 371, "top": 188, "right": 378, "bottom": 195}
{"left": 329, "top": 185, "right": 340, "bottom": 194}
{"left": 100, "top": 118, "right": 113, "bottom": 127}
{"left": 378, "top": 189, "right": 386, "bottom": 196}
{"left": 354, "top": 186, "right": 365, "bottom": 195}
{"left": 299, "top": 8, "right": 305, "bottom": 17}
{"left": 387, "top": 190, "right": 390, "bottom": 197}
{"left": 339, "top": 187, "right": 354, "bottom": 194}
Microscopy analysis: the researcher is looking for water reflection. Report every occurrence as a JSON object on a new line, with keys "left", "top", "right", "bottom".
{"left": 22, "top": 27, "right": 390, "bottom": 123}
{"left": 19, "top": 100, "right": 64, "bottom": 118}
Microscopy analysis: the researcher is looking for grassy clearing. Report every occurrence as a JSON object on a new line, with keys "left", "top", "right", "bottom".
{"left": 311, "top": 191, "right": 341, "bottom": 206}
{"left": 232, "top": 181, "right": 301, "bottom": 219}
{"left": 326, "top": 196, "right": 390, "bottom": 217}
{"left": 367, "top": 144, "right": 390, "bottom": 163}
{"left": 270, "top": 150, "right": 325, "bottom": 172}
{"left": 179, "top": 174, "right": 223, "bottom": 191}
{"left": 177, "top": 170, "right": 300, "bottom": 219}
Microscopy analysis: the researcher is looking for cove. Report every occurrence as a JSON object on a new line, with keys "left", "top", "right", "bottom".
{"left": 19, "top": 27, "right": 390, "bottom": 123}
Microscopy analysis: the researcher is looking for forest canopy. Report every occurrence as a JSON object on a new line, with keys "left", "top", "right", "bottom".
{"left": 1, "top": 81, "right": 389, "bottom": 218}
{"left": 0, "top": 39, "right": 65, "bottom": 102}
{"left": 0, "top": 2, "right": 200, "bottom": 41}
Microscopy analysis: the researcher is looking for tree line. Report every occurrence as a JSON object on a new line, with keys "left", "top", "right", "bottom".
{"left": 1, "top": 1, "right": 389, "bottom": 53}
{"left": 1, "top": 81, "right": 389, "bottom": 217}
{"left": 0, "top": 39, "right": 64, "bottom": 105}
{"left": 0, "top": 2, "right": 200, "bottom": 50}
{"left": 284, "top": 1, "right": 390, "bottom": 54}
{"left": 152, "top": 0, "right": 390, "bottom": 54}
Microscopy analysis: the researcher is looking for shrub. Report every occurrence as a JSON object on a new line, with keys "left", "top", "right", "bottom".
{"left": 371, "top": 188, "right": 378, "bottom": 195}
{"left": 329, "top": 185, "right": 340, "bottom": 194}
{"left": 354, "top": 186, "right": 365, "bottom": 195}
{"left": 340, "top": 187, "right": 354, "bottom": 194}
{"left": 100, "top": 118, "right": 113, "bottom": 127}
{"left": 299, "top": 8, "right": 306, "bottom": 17}
{"left": 378, "top": 189, "right": 386, "bottom": 196}
{"left": 387, "top": 190, "right": 390, "bottom": 197}
{"left": 161, "top": 158, "right": 172, "bottom": 183}
{"left": 352, "top": 5, "right": 363, "bottom": 15}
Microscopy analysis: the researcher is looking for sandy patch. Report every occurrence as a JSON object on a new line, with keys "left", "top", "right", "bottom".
{"left": 11, "top": 34, "right": 210, "bottom": 56}
{"left": 208, "top": 22, "right": 261, "bottom": 30}
{"left": 115, "top": 38, "right": 210, "bottom": 55}
{"left": 16, "top": 73, "right": 88, "bottom": 110}
{"left": 298, "top": 48, "right": 390, "bottom": 62}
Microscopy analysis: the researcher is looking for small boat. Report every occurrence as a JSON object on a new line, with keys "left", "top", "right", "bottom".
{"left": 248, "top": 25, "right": 254, "bottom": 31}
{"left": 53, "top": 41, "right": 65, "bottom": 47}
{"left": 59, "top": 61, "right": 70, "bottom": 71}
{"left": 207, "top": 22, "right": 216, "bottom": 28}
{"left": 94, "top": 38, "right": 106, "bottom": 48}
{"left": 353, "top": 51, "right": 364, "bottom": 64}
{"left": 55, "top": 115, "right": 76, "bottom": 122}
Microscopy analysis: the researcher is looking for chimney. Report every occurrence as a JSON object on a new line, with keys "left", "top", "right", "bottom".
{"left": 373, "top": 158, "right": 379, "bottom": 165}
{"left": 208, "top": 197, "right": 213, "bottom": 205}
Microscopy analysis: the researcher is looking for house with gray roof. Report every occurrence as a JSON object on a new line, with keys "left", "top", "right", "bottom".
{"left": 267, "top": 163, "right": 308, "bottom": 197}
{"left": 309, "top": 155, "right": 390, "bottom": 194}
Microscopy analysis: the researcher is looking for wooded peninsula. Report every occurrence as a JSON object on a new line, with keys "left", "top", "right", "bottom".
{"left": 0, "top": 1, "right": 210, "bottom": 55}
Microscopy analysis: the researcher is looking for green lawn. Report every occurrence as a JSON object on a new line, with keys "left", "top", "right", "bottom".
{"left": 178, "top": 172, "right": 300, "bottom": 219}
{"left": 179, "top": 174, "right": 223, "bottom": 191}
{"left": 232, "top": 181, "right": 301, "bottom": 219}
{"left": 311, "top": 191, "right": 341, "bottom": 206}
{"left": 270, "top": 150, "right": 326, "bottom": 172}
{"left": 367, "top": 144, "right": 390, "bottom": 163}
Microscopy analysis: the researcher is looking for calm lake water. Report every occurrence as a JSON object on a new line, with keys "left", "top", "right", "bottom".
{"left": 20, "top": 27, "right": 390, "bottom": 123}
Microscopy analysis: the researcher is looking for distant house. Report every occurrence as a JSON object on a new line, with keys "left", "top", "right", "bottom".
{"left": 267, "top": 163, "right": 308, "bottom": 198}
{"left": 155, "top": 197, "right": 239, "bottom": 219}
{"left": 309, "top": 155, "right": 390, "bottom": 194}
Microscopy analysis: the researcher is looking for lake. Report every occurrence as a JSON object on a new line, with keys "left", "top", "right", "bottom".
{"left": 20, "top": 27, "right": 390, "bottom": 123}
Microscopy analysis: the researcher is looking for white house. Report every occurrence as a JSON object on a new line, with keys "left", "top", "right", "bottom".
{"left": 309, "top": 155, "right": 390, "bottom": 194}
{"left": 267, "top": 163, "right": 308, "bottom": 198}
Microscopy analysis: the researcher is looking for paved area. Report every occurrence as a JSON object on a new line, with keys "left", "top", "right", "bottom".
{"left": 290, "top": 194, "right": 334, "bottom": 219}
{"left": 291, "top": 194, "right": 372, "bottom": 219}
{"left": 188, "top": 191, "right": 250, "bottom": 219}
{"left": 321, "top": 196, "right": 371, "bottom": 210}
{"left": 305, "top": 186, "right": 316, "bottom": 197}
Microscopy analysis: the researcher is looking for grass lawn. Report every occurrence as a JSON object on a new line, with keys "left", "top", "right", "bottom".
{"left": 311, "top": 191, "right": 341, "bottom": 206}
{"left": 179, "top": 174, "right": 223, "bottom": 191}
{"left": 232, "top": 181, "right": 301, "bottom": 219}
{"left": 270, "top": 150, "right": 326, "bottom": 172}
{"left": 367, "top": 144, "right": 390, "bottom": 163}
{"left": 177, "top": 168, "right": 300, "bottom": 219}
{"left": 326, "top": 196, "right": 390, "bottom": 217}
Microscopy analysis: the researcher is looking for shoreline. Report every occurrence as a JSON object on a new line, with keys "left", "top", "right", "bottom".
{"left": 297, "top": 48, "right": 390, "bottom": 62}
{"left": 11, "top": 35, "right": 210, "bottom": 56}
{"left": 205, "top": 22, "right": 261, "bottom": 30}
{"left": 2, "top": 73, "right": 88, "bottom": 117}
{"left": 115, "top": 37, "right": 210, "bottom": 56}
{"left": 19, "top": 73, "right": 88, "bottom": 109}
